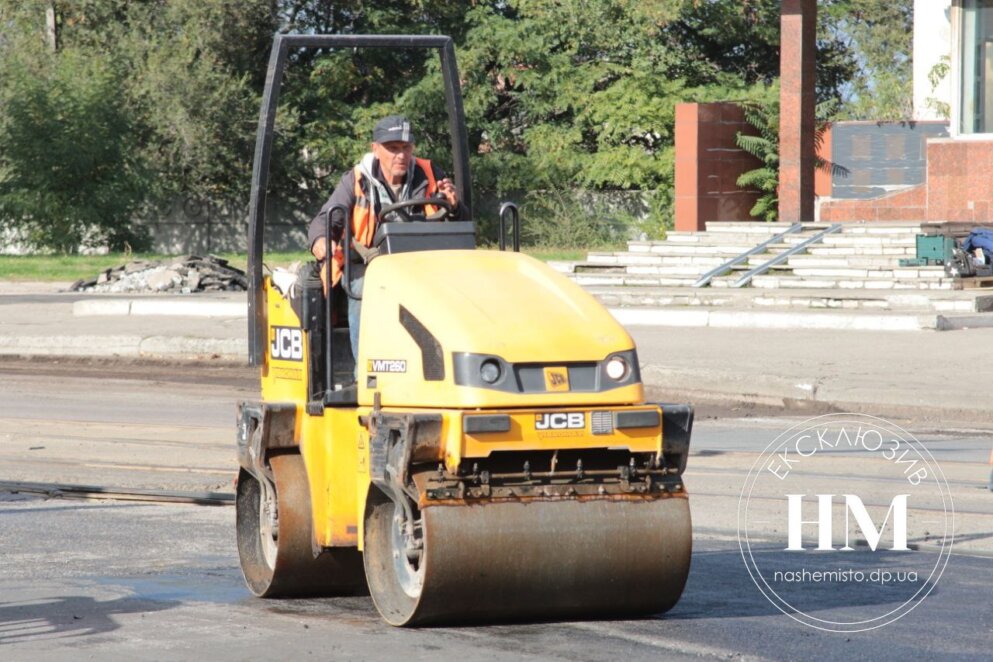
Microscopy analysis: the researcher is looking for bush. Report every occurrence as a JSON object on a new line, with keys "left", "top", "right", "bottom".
{"left": 520, "top": 189, "right": 627, "bottom": 249}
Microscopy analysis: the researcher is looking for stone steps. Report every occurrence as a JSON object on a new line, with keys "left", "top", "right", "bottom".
{"left": 584, "top": 286, "right": 992, "bottom": 313}
{"left": 735, "top": 276, "right": 957, "bottom": 290}
{"left": 561, "top": 221, "right": 993, "bottom": 330}
{"left": 772, "top": 255, "right": 911, "bottom": 268}
{"left": 557, "top": 222, "right": 993, "bottom": 329}
{"left": 571, "top": 273, "right": 700, "bottom": 287}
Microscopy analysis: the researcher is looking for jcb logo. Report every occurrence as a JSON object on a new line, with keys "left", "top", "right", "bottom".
{"left": 270, "top": 326, "right": 303, "bottom": 361}
{"left": 535, "top": 412, "right": 585, "bottom": 430}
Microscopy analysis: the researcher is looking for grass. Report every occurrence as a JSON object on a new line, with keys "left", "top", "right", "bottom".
{"left": 0, "top": 252, "right": 305, "bottom": 282}
{"left": 0, "top": 247, "right": 593, "bottom": 281}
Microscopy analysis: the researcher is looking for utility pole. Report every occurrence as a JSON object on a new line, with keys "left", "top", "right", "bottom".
{"left": 45, "top": 3, "right": 58, "bottom": 52}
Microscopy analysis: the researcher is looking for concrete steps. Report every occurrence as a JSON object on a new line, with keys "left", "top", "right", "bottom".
{"left": 564, "top": 222, "right": 949, "bottom": 291}
{"left": 560, "top": 221, "right": 993, "bottom": 330}
{"left": 584, "top": 286, "right": 993, "bottom": 314}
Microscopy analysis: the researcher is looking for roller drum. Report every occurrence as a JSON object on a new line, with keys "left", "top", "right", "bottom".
{"left": 365, "top": 494, "right": 692, "bottom": 626}
{"left": 237, "top": 453, "right": 366, "bottom": 597}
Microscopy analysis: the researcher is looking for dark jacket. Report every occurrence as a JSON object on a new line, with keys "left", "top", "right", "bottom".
{"left": 308, "top": 157, "right": 468, "bottom": 249}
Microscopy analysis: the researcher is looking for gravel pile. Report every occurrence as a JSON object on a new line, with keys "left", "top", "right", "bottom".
{"left": 69, "top": 255, "right": 248, "bottom": 293}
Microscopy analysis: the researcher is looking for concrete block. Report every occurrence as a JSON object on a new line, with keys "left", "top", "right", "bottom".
{"left": 936, "top": 314, "right": 993, "bottom": 330}
{"left": 73, "top": 300, "right": 132, "bottom": 316}
{"left": 546, "top": 261, "right": 576, "bottom": 274}
{"left": 129, "top": 300, "right": 247, "bottom": 317}
{"left": 608, "top": 308, "right": 710, "bottom": 327}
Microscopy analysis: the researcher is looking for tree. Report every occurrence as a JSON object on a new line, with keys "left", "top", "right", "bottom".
{"left": 0, "top": 1, "right": 919, "bottom": 247}
{"left": 0, "top": 49, "right": 146, "bottom": 252}
{"left": 821, "top": 0, "right": 914, "bottom": 120}
{"left": 0, "top": 1, "right": 279, "bottom": 253}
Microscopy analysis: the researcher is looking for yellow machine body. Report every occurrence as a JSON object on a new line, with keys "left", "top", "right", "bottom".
{"left": 240, "top": 247, "right": 693, "bottom": 625}
{"left": 238, "top": 33, "right": 692, "bottom": 628}
{"left": 259, "top": 250, "right": 670, "bottom": 549}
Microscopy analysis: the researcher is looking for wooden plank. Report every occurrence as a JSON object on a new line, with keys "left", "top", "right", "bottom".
{"left": 955, "top": 276, "right": 993, "bottom": 290}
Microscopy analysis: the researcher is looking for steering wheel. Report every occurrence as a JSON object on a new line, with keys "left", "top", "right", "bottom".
{"left": 378, "top": 196, "right": 455, "bottom": 223}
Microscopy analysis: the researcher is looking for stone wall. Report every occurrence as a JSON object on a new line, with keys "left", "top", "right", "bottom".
{"left": 926, "top": 138, "right": 993, "bottom": 221}
{"left": 674, "top": 103, "right": 763, "bottom": 231}
{"left": 819, "top": 132, "right": 993, "bottom": 224}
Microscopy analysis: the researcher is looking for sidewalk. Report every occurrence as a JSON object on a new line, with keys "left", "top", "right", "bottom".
{"left": 1, "top": 281, "right": 990, "bottom": 428}
{"left": 0, "top": 283, "right": 246, "bottom": 361}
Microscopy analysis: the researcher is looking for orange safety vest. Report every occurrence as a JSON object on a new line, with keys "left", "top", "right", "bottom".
{"left": 328, "top": 157, "right": 439, "bottom": 288}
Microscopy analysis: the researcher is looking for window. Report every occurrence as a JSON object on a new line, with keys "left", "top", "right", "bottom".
{"left": 961, "top": 0, "right": 993, "bottom": 133}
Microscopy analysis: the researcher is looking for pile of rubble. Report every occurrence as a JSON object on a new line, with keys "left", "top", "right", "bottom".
{"left": 69, "top": 255, "right": 248, "bottom": 293}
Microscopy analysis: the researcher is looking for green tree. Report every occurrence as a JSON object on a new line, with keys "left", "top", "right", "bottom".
{"left": 0, "top": 49, "right": 146, "bottom": 252}
{"left": 821, "top": 0, "right": 914, "bottom": 120}
{"left": 0, "top": 1, "right": 918, "bottom": 249}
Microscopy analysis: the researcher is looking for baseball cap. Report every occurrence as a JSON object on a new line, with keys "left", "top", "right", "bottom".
{"left": 372, "top": 115, "right": 415, "bottom": 144}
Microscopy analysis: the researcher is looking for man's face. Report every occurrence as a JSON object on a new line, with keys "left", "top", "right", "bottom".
{"left": 372, "top": 140, "right": 414, "bottom": 184}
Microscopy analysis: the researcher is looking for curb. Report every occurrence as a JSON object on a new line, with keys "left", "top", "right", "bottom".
{"left": 73, "top": 299, "right": 247, "bottom": 318}
{"left": 609, "top": 307, "right": 993, "bottom": 331}
{"left": 643, "top": 366, "right": 993, "bottom": 430}
{"left": 0, "top": 335, "right": 246, "bottom": 361}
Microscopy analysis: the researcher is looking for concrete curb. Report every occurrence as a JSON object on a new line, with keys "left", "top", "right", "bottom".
{"left": 73, "top": 299, "right": 247, "bottom": 318}
{"left": 643, "top": 365, "right": 993, "bottom": 429}
{"left": 608, "top": 307, "right": 967, "bottom": 331}
{"left": 0, "top": 335, "right": 246, "bottom": 361}
{"left": 0, "top": 335, "right": 145, "bottom": 357}
{"left": 67, "top": 298, "right": 993, "bottom": 333}
{"left": 138, "top": 336, "right": 247, "bottom": 359}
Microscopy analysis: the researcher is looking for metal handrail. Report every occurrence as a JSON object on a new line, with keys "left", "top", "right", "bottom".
{"left": 692, "top": 223, "right": 803, "bottom": 287}
{"left": 499, "top": 202, "right": 520, "bottom": 251}
{"left": 730, "top": 224, "right": 842, "bottom": 288}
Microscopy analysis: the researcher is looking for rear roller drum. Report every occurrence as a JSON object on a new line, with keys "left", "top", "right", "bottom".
{"left": 364, "top": 490, "right": 692, "bottom": 626}
{"left": 236, "top": 452, "right": 365, "bottom": 597}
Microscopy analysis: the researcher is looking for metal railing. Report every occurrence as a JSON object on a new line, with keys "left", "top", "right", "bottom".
{"left": 730, "top": 224, "right": 842, "bottom": 288}
{"left": 692, "top": 224, "right": 803, "bottom": 288}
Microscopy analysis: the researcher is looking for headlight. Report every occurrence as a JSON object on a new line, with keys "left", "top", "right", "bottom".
{"left": 480, "top": 359, "right": 502, "bottom": 384}
{"left": 605, "top": 355, "right": 628, "bottom": 381}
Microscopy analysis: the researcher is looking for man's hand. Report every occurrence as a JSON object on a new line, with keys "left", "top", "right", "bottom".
{"left": 311, "top": 237, "right": 328, "bottom": 262}
{"left": 437, "top": 178, "right": 458, "bottom": 206}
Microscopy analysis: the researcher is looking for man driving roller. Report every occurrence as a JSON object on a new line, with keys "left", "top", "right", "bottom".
{"left": 308, "top": 114, "right": 467, "bottom": 366}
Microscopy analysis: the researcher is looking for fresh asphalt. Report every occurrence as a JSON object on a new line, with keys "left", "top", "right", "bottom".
{"left": 0, "top": 362, "right": 989, "bottom": 660}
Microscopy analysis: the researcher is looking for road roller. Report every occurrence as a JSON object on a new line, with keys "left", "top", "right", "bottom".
{"left": 236, "top": 34, "right": 694, "bottom": 626}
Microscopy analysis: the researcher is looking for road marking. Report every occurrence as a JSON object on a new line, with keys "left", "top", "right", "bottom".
{"left": 566, "top": 622, "right": 764, "bottom": 660}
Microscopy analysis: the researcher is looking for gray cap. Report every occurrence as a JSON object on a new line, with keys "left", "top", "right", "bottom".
{"left": 372, "top": 115, "right": 415, "bottom": 144}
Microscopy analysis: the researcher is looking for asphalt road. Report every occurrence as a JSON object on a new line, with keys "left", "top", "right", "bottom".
{"left": 0, "top": 358, "right": 991, "bottom": 660}
{"left": 1, "top": 495, "right": 990, "bottom": 661}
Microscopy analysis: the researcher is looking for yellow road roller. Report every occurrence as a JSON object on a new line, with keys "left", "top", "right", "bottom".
{"left": 236, "top": 34, "right": 693, "bottom": 626}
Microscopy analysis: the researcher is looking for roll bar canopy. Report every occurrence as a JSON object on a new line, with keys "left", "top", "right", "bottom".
{"left": 247, "top": 34, "right": 472, "bottom": 366}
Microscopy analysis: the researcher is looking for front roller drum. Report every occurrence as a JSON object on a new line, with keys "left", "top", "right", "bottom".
{"left": 364, "top": 494, "right": 692, "bottom": 626}
{"left": 236, "top": 452, "right": 365, "bottom": 597}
